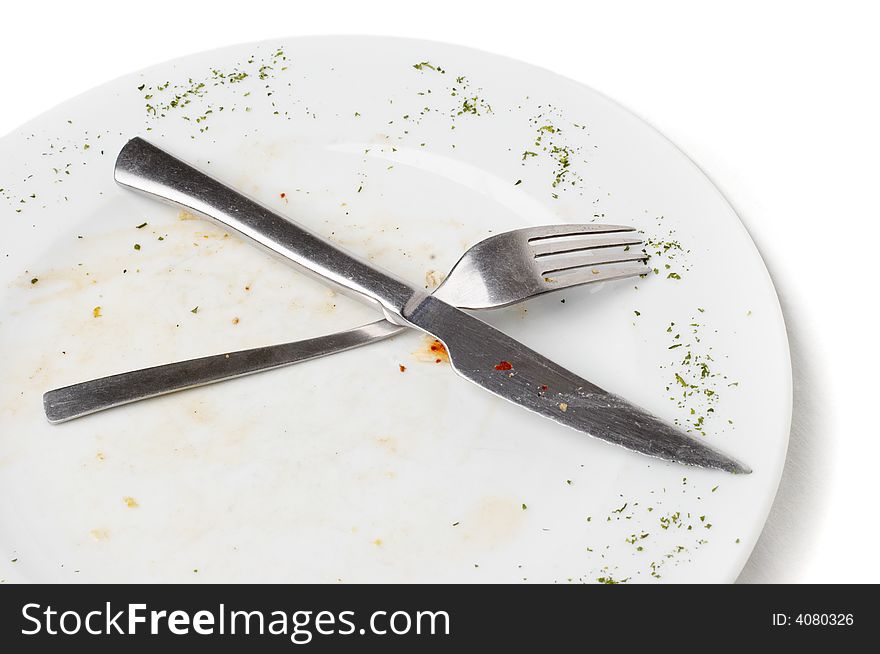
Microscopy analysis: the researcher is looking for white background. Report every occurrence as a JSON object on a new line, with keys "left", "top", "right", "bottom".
{"left": 1, "top": 0, "right": 876, "bottom": 583}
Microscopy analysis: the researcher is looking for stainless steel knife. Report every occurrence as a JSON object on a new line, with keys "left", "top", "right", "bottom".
{"left": 111, "top": 137, "right": 750, "bottom": 474}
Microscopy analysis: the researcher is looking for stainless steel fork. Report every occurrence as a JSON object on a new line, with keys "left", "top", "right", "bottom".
{"left": 44, "top": 224, "right": 648, "bottom": 423}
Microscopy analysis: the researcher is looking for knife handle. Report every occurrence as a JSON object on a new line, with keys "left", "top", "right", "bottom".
{"left": 43, "top": 319, "right": 404, "bottom": 423}
{"left": 114, "top": 137, "right": 421, "bottom": 321}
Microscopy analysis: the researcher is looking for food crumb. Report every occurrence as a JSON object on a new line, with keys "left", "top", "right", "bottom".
{"left": 399, "top": 364, "right": 406, "bottom": 372}
{"left": 494, "top": 361, "right": 513, "bottom": 371}
{"left": 89, "top": 528, "right": 109, "bottom": 541}
{"left": 558, "top": 402, "right": 569, "bottom": 412}
{"left": 231, "top": 317, "right": 240, "bottom": 325}
{"left": 92, "top": 306, "right": 102, "bottom": 318}
{"left": 123, "top": 497, "right": 139, "bottom": 508}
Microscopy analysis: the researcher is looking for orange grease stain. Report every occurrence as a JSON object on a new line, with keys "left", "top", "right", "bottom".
{"left": 412, "top": 336, "right": 450, "bottom": 365}
{"left": 429, "top": 339, "right": 449, "bottom": 364}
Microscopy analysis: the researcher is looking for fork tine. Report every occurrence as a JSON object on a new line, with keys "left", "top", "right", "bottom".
{"left": 530, "top": 234, "right": 643, "bottom": 257}
{"left": 538, "top": 250, "right": 648, "bottom": 275}
{"left": 519, "top": 224, "right": 637, "bottom": 242}
{"left": 541, "top": 261, "right": 651, "bottom": 289}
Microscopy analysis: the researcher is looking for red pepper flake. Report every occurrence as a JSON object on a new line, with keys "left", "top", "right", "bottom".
{"left": 399, "top": 364, "right": 406, "bottom": 372}
{"left": 540, "top": 384, "right": 548, "bottom": 391}
{"left": 280, "top": 192, "right": 286, "bottom": 198}
{"left": 494, "top": 361, "right": 513, "bottom": 371}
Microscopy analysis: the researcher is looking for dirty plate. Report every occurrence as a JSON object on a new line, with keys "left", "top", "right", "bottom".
{"left": 0, "top": 36, "right": 790, "bottom": 583}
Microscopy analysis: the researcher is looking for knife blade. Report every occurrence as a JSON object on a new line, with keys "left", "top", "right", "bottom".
{"left": 406, "top": 296, "right": 750, "bottom": 473}
{"left": 113, "top": 137, "right": 750, "bottom": 473}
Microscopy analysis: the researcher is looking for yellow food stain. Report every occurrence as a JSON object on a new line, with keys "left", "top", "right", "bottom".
{"left": 95, "top": 452, "right": 105, "bottom": 462}
{"left": 558, "top": 402, "right": 569, "bottom": 412}
{"left": 123, "top": 497, "right": 139, "bottom": 508}
{"left": 372, "top": 538, "right": 383, "bottom": 547}
{"left": 424, "top": 269, "right": 442, "bottom": 288}
{"left": 92, "top": 306, "right": 102, "bottom": 318}
{"left": 375, "top": 436, "right": 398, "bottom": 454}
{"left": 89, "top": 528, "right": 109, "bottom": 541}
{"left": 195, "top": 230, "right": 230, "bottom": 240}
{"left": 457, "top": 497, "right": 526, "bottom": 550}
{"left": 178, "top": 210, "right": 198, "bottom": 221}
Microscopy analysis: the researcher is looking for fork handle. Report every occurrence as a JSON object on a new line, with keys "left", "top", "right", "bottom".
{"left": 115, "top": 137, "right": 421, "bottom": 320}
{"left": 43, "top": 320, "right": 404, "bottom": 423}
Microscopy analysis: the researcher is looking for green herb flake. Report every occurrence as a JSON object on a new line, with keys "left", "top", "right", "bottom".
{"left": 412, "top": 61, "right": 445, "bottom": 74}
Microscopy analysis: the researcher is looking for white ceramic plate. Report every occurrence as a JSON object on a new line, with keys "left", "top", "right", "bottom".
{"left": 0, "top": 36, "right": 790, "bottom": 583}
